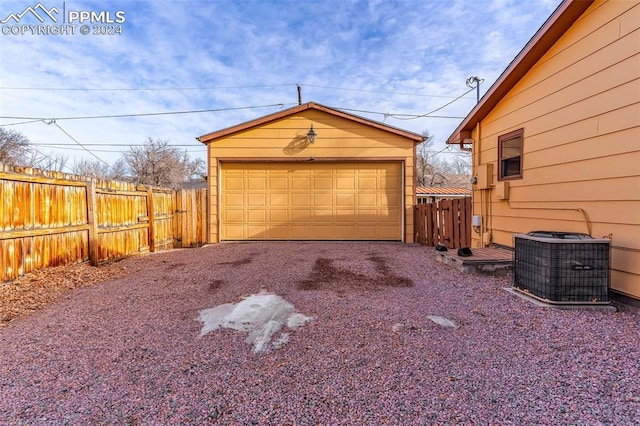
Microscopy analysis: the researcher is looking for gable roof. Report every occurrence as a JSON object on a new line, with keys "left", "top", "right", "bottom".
{"left": 447, "top": 0, "right": 594, "bottom": 145}
{"left": 197, "top": 101, "right": 425, "bottom": 143}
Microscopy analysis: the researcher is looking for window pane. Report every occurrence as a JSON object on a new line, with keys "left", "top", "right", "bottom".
{"left": 501, "top": 137, "right": 521, "bottom": 158}
{"left": 502, "top": 157, "right": 521, "bottom": 177}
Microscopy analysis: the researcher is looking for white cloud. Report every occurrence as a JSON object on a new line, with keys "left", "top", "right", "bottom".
{"left": 0, "top": 0, "right": 562, "bottom": 167}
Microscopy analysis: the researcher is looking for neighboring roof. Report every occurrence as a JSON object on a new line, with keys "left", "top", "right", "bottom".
{"left": 416, "top": 187, "right": 471, "bottom": 197}
{"left": 447, "top": 0, "right": 594, "bottom": 145}
{"left": 198, "top": 101, "right": 426, "bottom": 143}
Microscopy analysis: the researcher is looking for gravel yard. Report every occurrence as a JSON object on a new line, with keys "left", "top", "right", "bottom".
{"left": 1, "top": 242, "right": 638, "bottom": 425}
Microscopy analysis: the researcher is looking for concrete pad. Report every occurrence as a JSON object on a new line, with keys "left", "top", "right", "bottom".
{"left": 503, "top": 287, "right": 617, "bottom": 312}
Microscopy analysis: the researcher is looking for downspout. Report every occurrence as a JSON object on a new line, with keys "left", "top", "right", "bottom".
{"left": 474, "top": 121, "right": 488, "bottom": 246}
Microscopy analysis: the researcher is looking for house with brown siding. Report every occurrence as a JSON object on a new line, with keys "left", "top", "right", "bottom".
{"left": 198, "top": 102, "right": 424, "bottom": 243}
{"left": 448, "top": 0, "right": 640, "bottom": 300}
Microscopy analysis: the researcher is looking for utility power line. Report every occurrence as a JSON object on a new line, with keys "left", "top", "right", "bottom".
{"left": 0, "top": 82, "right": 475, "bottom": 100}
{"left": 47, "top": 121, "right": 111, "bottom": 168}
{"left": 0, "top": 103, "right": 287, "bottom": 121}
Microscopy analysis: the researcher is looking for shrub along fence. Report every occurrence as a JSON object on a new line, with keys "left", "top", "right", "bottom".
{"left": 0, "top": 165, "right": 207, "bottom": 282}
{"left": 414, "top": 197, "right": 471, "bottom": 249}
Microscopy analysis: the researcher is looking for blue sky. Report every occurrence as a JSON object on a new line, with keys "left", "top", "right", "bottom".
{"left": 0, "top": 0, "right": 560, "bottom": 172}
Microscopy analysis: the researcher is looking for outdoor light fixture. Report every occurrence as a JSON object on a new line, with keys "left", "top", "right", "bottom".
{"left": 306, "top": 125, "right": 317, "bottom": 144}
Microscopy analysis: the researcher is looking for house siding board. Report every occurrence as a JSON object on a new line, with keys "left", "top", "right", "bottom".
{"left": 523, "top": 151, "right": 640, "bottom": 185}
{"left": 491, "top": 200, "right": 640, "bottom": 230}
{"left": 481, "top": 25, "right": 639, "bottom": 138}
{"left": 204, "top": 107, "right": 417, "bottom": 244}
{"left": 525, "top": 122, "right": 638, "bottom": 161}
{"left": 469, "top": 0, "right": 640, "bottom": 298}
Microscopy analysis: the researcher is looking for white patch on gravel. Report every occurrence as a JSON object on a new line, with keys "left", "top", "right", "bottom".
{"left": 427, "top": 315, "right": 459, "bottom": 328}
{"left": 198, "top": 291, "right": 313, "bottom": 353}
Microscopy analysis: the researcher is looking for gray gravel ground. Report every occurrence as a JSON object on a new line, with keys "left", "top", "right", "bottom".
{"left": 1, "top": 242, "right": 639, "bottom": 425}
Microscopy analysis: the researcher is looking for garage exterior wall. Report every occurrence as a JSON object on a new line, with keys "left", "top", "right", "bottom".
{"left": 464, "top": 0, "right": 640, "bottom": 298}
{"left": 203, "top": 108, "right": 419, "bottom": 244}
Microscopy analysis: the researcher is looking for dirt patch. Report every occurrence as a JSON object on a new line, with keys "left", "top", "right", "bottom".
{"left": 0, "top": 262, "right": 128, "bottom": 326}
{"left": 297, "top": 256, "right": 413, "bottom": 292}
{"left": 218, "top": 256, "right": 254, "bottom": 267}
{"left": 209, "top": 279, "right": 226, "bottom": 291}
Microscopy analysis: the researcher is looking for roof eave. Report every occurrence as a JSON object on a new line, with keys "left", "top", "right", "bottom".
{"left": 197, "top": 101, "right": 425, "bottom": 144}
{"left": 446, "top": 0, "right": 594, "bottom": 146}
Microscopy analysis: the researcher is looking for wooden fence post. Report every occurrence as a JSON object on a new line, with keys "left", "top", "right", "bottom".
{"left": 147, "top": 187, "right": 155, "bottom": 253}
{"left": 86, "top": 180, "right": 99, "bottom": 266}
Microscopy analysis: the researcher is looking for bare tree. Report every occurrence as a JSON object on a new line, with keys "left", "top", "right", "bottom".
{"left": 123, "top": 138, "right": 205, "bottom": 187}
{"left": 0, "top": 128, "right": 30, "bottom": 166}
{"left": 27, "top": 150, "right": 69, "bottom": 172}
{"left": 72, "top": 158, "right": 129, "bottom": 180}
{"left": 415, "top": 129, "right": 472, "bottom": 188}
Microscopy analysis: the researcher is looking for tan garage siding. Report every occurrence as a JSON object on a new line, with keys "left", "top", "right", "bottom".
{"left": 220, "top": 162, "right": 402, "bottom": 241}
{"left": 200, "top": 103, "right": 422, "bottom": 244}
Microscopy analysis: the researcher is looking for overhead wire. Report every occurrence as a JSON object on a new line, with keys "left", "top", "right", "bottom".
{"left": 300, "top": 84, "right": 475, "bottom": 99}
{"left": 1, "top": 88, "right": 476, "bottom": 164}
{"left": 0, "top": 119, "right": 43, "bottom": 127}
{"left": 47, "top": 120, "right": 112, "bottom": 168}
{"left": 0, "top": 82, "right": 475, "bottom": 100}
{"left": 0, "top": 103, "right": 287, "bottom": 121}
{"left": 0, "top": 84, "right": 297, "bottom": 92}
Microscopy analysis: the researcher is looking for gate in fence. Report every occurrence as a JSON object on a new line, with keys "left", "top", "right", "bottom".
{"left": 414, "top": 197, "right": 471, "bottom": 249}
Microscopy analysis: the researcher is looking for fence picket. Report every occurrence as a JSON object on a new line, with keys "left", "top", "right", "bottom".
{"left": 1, "top": 165, "right": 207, "bottom": 282}
{"left": 414, "top": 198, "right": 471, "bottom": 249}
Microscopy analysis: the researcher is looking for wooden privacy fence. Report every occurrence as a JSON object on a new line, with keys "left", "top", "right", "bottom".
{"left": 414, "top": 197, "right": 472, "bottom": 248}
{"left": 0, "top": 165, "right": 207, "bottom": 282}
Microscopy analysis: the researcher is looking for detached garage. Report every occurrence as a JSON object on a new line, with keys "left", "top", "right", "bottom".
{"left": 197, "top": 102, "right": 425, "bottom": 243}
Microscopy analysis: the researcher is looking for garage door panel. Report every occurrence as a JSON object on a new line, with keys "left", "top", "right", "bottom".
{"left": 336, "top": 209, "right": 355, "bottom": 221}
{"left": 247, "top": 177, "right": 266, "bottom": 190}
{"left": 269, "top": 177, "right": 288, "bottom": 190}
{"left": 247, "top": 193, "right": 265, "bottom": 206}
{"left": 225, "top": 177, "right": 244, "bottom": 190}
{"left": 381, "top": 193, "right": 400, "bottom": 207}
{"left": 224, "top": 209, "right": 244, "bottom": 223}
{"left": 314, "top": 177, "right": 333, "bottom": 190}
{"left": 358, "top": 194, "right": 377, "bottom": 206}
{"left": 381, "top": 177, "right": 400, "bottom": 189}
{"left": 292, "top": 177, "right": 311, "bottom": 190}
{"left": 292, "top": 193, "right": 311, "bottom": 206}
{"left": 313, "top": 193, "right": 332, "bottom": 206}
{"left": 269, "top": 193, "right": 288, "bottom": 206}
{"left": 247, "top": 210, "right": 265, "bottom": 223}
{"left": 291, "top": 226, "right": 311, "bottom": 239}
{"left": 221, "top": 162, "right": 402, "bottom": 240}
{"left": 267, "top": 226, "right": 288, "bottom": 239}
{"left": 379, "top": 226, "right": 401, "bottom": 239}
{"left": 336, "top": 177, "right": 356, "bottom": 189}
{"left": 313, "top": 209, "right": 333, "bottom": 221}
{"left": 336, "top": 193, "right": 355, "bottom": 206}
{"left": 269, "top": 209, "right": 288, "bottom": 222}
{"left": 225, "top": 193, "right": 244, "bottom": 206}
{"left": 359, "top": 177, "right": 378, "bottom": 190}
{"left": 291, "top": 209, "right": 311, "bottom": 221}
{"left": 247, "top": 225, "right": 267, "bottom": 238}
{"left": 225, "top": 225, "right": 246, "bottom": 239}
